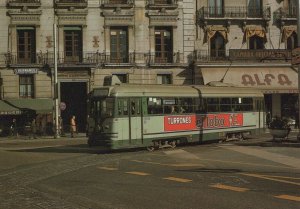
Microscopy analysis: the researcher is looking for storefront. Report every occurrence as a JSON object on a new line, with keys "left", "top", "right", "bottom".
{"left": 199, "top": 66, "right": 298, "bottom": 120}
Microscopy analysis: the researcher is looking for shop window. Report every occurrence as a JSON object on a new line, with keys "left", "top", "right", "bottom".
{"left": 110, "top": 27, "right": 128, "bottom": 63}
{"left": 249, "top": 35, "right": 265, "bottom": 49}
{"left": 19, "top": 75, "right": 34, "bottom": 98}
{"left": 210, "top": 32, "right": 226, "bottom": 58}
{"left": 287, "top": 32, "right": 297, "bottom": 50}
{"left": 157, "top": 74, "right": 172, "bottom": 84}
{"left": 17, "top": 27, "right": 36, "bottom": 64}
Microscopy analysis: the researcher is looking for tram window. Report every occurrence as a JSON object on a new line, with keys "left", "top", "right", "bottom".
{"left": 178, "top": 98, "right": 193, "bottom": 113}
{"left": 220, "top": 98, "right": 231, "bottom": 112}
{"left": 148, "top": 97, "right": 163, "bottom": 114}
{"left": 195, "top": 98, "right": 206, "bottom": 113}
{"left": 207, "top": 98, "right": 219, "bottom": 112}
{"left": 123, "top": 100, "right": 128, "bottom": 115}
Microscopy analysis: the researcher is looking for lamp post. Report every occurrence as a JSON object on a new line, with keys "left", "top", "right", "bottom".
{"left": 53, "top": 23, "right": 59, "bottom": 139}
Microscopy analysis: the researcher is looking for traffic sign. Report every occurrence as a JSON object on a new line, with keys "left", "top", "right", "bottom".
{"left": 60, "top": 102, "right": 66, "bottom": 111}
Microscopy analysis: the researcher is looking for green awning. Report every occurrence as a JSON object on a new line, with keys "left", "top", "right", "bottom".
{"left": 5, "top": 99, "right": 53, "bottom": 114}
{"left": 0, "top": 100, "right": 22, "bottom": 115}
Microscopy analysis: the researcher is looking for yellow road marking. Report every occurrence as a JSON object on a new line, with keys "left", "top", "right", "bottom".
{"left": 241, "top": 173, "right": 300, "bottom": 186}
{"left": 210, "top": 184, "right": 249, "bottom": 192}
{"left": 125, "top": 171, "right": 150, "bottom": 176}
{"left": 275, "top": 195, "right": 300, "bottom": 202}
{"left": 98, "top": 167, "right": 118, "bottom": 171}
{"left": 131, "top": 160, "right": 203, "bottom": 167}
{"left": 163, "top": 177, "right": 192, "bottom": 183}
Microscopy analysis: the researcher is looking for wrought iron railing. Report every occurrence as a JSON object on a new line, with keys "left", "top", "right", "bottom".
{"left": 274, "top": 6, "right": 297, "bottom": 20}
{"left": 56, "top": 0, "right": 87, "bottom": 3}
{"left": 100, "top": 0, "right": 134, "bottom": 4}
{"left": 4, "top": 51, "right": 186, "bottom": 66}
{"left": 193, "top": 49, "right": 292, "bottom": 63}
{"left": 7, "top": 0, "right": 40, "bottom": 3}
{"left": 198, "top": 6, "right": 270, "bottom": 19}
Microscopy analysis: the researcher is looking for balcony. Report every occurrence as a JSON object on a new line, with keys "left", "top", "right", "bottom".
{"left": 198, "top": 6, "right": 271, "bottom": 21}
{"left": 194, "top": 49, "right": 291, "bottom": 64}
{"left": 100, "top": 0, "right": 134, "bottom": 8}
{"left": 4, "top": 51, "right": 186, "bottom": 67}
{"left": 6, "top": 0, "right": 41, "bottom": 8}
{"left": 146, "top": 0, "right": 178, "bottom": 10}
{"left": 274, "top": 7, "right": 297, "bottom": 22}
{"left": 55, "top": 0, "right": 88, "bottom": 8}
{"left": 145, "top": 51, "right": 184, "bottom": 66}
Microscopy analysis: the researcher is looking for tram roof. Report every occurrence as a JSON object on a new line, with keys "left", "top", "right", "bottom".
{"left": 101, "top": 84, "right": 264, "bottom": 98}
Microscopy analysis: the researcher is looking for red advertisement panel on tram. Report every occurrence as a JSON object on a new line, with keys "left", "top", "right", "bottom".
{"left": 164, "top": 113, "right": 244, "bottom": 132}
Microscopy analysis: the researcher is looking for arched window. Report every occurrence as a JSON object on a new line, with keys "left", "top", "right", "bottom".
{"left": 249, "top": 35, "right": 264, "bottom": 49}
{"left": 210, "top": 32, "right": 225, "bottom": 58}
{"left": 287, "top": 32, "right": 297, "bottom": 50}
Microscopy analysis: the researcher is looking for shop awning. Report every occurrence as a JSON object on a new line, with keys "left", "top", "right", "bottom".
{"left": 200, "top": 67, "right": 298, "bottom": 94}
{"left": 5, "top": 98, "right": 53, "bottom": 114}
{"left": 244, "top": 26, "right": 267, "bottom": 42}
{"left": 0, "top": 100, "right": 22, "bottom": 115}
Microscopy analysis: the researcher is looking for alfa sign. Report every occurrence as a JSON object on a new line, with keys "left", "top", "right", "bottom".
{"left": 292, "top": 47, "right": 300, "bottom": 65}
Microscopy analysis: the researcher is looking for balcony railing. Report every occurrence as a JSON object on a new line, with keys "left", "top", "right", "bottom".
{"left": 7, "top": 0, "right": 41, "bottom": 7}
{"left": 146, "top": 0, "right": 178, "bottom": 9}
{"left": 145, "top": 51, "right": 183, "bottom": 65}
{"left": 198, "top": 6, "right": 271, "bottom": 20}
{"left": 194, "top": 49, "right": 291, "bottom": 63}
{"left": 4, "top": 51, "right": 186, "bottom": 66}
{"left": 55, "top": 0, "right": 88, "bottom": 8}
{"left": 274, "top": 7, "right": 297, "bottom": 20}
{"left": 100, "top": 0, "right": 134, "bottom": 8}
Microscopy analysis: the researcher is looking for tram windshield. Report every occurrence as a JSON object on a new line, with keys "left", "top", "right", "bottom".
{"left": 90, "top": 97, "right": 114, "bottom": 119}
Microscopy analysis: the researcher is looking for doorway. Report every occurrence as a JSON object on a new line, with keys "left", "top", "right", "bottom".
{"left": 60, "top": 82, "right": 87, "bottom": 133}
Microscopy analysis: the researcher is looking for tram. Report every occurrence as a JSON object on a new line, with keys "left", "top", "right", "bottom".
{"left": 87, "top": 83, "right": 265, "bottom": 150}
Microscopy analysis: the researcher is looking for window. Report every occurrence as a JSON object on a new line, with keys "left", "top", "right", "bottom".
{"left": 209, "top": 0, "right": 224, "bottom": 17}
{"left": 64, "top": 26, "right": 82, "bottom": 63}
{"left": 19, "top": 75, "right": 34, "bottom": 98}
{"left": 210, "top": 32, "right": 226, "bottom": 58}
{"left": 247, "top": 0, "right": 262, "bottom": 17}
{"left": 157, "top": 74, "right": 172, "bottom": 84}
{"left": 155, "top": 27, "right": 173, "bottom": 63}
{"left": 249, "top": 36, "right": 265, "bottom": 49}
{"left": 17, "top": 27, "right": 36, "bottom": 64}
{"left": 287, "top": 32, "right": 297, "bottom": 50}
{"left": 289, "top": 0, "right": 297, "bottom": 16}
{"left": 110, "top": 27, "right": 128, "bottom": 63}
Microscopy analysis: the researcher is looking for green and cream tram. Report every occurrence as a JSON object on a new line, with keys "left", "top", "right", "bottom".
{"left": 87, "top": 84, "right": 265, "bottom": 150}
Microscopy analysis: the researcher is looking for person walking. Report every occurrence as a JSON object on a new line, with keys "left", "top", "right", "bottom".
{"left": 29, "top": 118, "right": 37, "bottom": 139}
{"left": 70, "top": 115, "right": 76, "bottom": 138}
{"left": 10, "top": 118, "right": 18, "bottom": 138}
{"left": 58, "top": 116, "right": 64, "bottom": 136}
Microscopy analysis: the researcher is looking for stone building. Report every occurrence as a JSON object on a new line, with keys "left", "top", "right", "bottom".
{"left": 0, "top": 0, "right": 196, "bottom": 133}
{"left": 194, "top": 0, "right": 298, "bottom": 121}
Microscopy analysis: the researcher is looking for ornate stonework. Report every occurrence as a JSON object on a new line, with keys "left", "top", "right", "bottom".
{"left": 102, "top": 10, "right": 135, "bottom": 26}
{"left": 8, "top": 9, "right": 42, "bottom": 26}
{"left": 147, "top": 10, "right": 179, "bottom": 27}
{"left": 56, "top": 9, "right": 88, "bottom": 26}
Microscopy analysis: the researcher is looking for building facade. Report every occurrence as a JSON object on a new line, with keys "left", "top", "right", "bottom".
{"left": 194, "top": 0, "right": 298, "bottom": 121}
{"left": 0, "top": 0, "right": 196, "bottom": 133}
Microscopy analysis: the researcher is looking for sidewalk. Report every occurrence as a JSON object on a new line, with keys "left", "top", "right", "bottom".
{"left": 234, "top": 129, "right": 300, "bottom": 148}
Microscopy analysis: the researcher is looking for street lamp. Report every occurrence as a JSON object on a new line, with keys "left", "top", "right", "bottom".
{"left": 53, "top": 23, "right": 59, "bottom": 139}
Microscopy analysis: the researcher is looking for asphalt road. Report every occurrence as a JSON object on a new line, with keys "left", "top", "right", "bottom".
{"left": 0, "top": 135, "right": 299, "bottom": 209}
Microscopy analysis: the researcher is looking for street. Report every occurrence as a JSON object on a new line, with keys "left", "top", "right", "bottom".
{"left": 0, "top": 135, "right": 299, "bottom": 209}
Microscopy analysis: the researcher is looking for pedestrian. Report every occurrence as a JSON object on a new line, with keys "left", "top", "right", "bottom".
{"left": 58, "top": 116, "right": 64, "bottom": 136}
{"left": 29, "top": 118, "right": 37, "bottom": 139}
{"left": 70, "top": 115, "right": 76, "bottom": 138}
{"left": 10, "top": 118, "right": 18, "bottom": 138}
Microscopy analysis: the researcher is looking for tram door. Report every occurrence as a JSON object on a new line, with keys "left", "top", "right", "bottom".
{"left": 129, "top": 98, "right": 142, "bottom": 144}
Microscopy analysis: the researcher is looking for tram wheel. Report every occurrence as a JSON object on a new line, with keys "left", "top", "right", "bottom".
{"left": 170, "top": 141, "right": 176, "bottom": 148}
